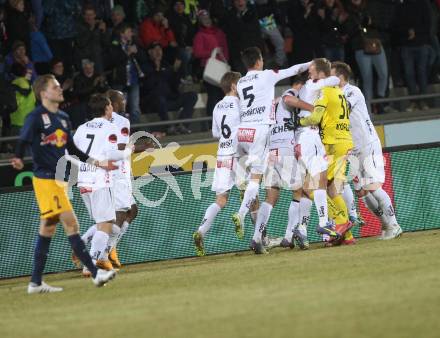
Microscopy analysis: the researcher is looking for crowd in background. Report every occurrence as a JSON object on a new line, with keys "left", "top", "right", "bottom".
{"left": 1, "top": 0, "right": 440, "bottom": 144}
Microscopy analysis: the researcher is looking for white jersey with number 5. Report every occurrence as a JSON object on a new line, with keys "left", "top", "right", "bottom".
{"left": 212, "top": 95, "right": 240, "bottom": 156}
{"left": 110, "top": 112, "right": 131, "bottom": 181}
{"left": 342, "top": 83, "right": 379, "bottom": 151}
{"left": 237, "top": 62, "right": 311, "bottom": 125}
{"left": 74, "top": 117, "right": 120, "bottom": 189}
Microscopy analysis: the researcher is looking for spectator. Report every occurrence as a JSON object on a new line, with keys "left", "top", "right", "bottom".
{"left": 9, "top": 62, "right": 36, "bottom": 135}
{"left": 287, "top": 0, "right": 322, "bottom": 64}
{"left": 139, "top": 8, "right": 178, "bottom": 64}
{"left": 193, "top": 10, "right": 228, "bottom": 116}
{"left": 29, "top": 15, "right": 52, "bottom": 74}
{"left": 142, "top": 42, "right": 197, "bottom": 135}
{"left": 394, "top": 0, "right": 432, "bottom": 111}
{"left": 50, "top": 58, "right": 74, "bottom": 109}
{"left": 109, "top": 4, "right": 126, "bottom": 36}
{"left": 5, "top": 0, "right": 30, "bottom": 50}
{"left": 182, "top": 0, "right": 200, "bottom": 24}
{"left": 317, "top": 0, "right": 347, "bottom": 62}
{"left": 199, "top": 0, "right": 226, "bottom": 24}
{"left": 255, "top": 0, "right": 287, "bottom": 67}
{"left": 30, "top": 0, "right": 43, "bottom": 29}
{"left": 0, "top": 72, "right": 18, "bottom": 141}
{"left": 42, "top": 0, "right": 80, "bottom": 75}
{"left": 0, "top": 6, "right": 7, "bottom": 64}
{"left": 167, "top": 0, "right": 196, "bottom": 81}
{"left": 74, "top": 4, "right": 110, "bottom": 74}
{"left": 105, "top": 23, "right": 144, "bottom": 123}
{"left": 222, "top": 0, "right": 264, "bottom": 73}
{"left": 344, "top": 0, "right": 388, "bottom": 106}
{"left": 71, "top": 58, "right": 108, "bottom": 127}
{"left": 5, "top": 40, "right": 37, "bottom": 83}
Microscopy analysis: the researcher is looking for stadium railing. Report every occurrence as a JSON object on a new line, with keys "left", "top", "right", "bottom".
{"left": 1, "top": 141, "right": 439, "bottom": 279}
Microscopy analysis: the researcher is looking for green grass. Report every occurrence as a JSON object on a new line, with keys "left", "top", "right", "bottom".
{"left": 1, "top": 230, "right": 440, "bottom": 338}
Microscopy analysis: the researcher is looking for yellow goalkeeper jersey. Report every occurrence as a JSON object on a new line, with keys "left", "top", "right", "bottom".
{"left": 300, "top": 86, "right": 353, "bottom": 145}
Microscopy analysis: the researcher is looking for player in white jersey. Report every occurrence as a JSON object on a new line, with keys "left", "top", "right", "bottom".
{"left": 331, "top": 62, "right": 402, "bottom": 240}
{"left": 292, "top": 64, "right": 343, "bottom": 240}
{"left": 255, "top": 74, "right": 314, "bottom": 251}
{"left": 73, "top": 94, "right": 132, "bottom": 272}
{"left": 231, "top": 46, "right": 311, "bottom": 254}
{"left": 193, "top": 72, "right": 254, "bottom": 256}
{"left": 78, "top": 90, "right": 140, "bottom": 270}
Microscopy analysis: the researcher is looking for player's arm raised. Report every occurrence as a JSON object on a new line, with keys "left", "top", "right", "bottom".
{"left": 269, "top": 61, "right": 312, "bottom": 83}
{"left": 306, "top": 76, "right": 340, "bottom": 91}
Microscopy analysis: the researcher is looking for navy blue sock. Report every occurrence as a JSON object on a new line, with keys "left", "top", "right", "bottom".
{"left": 30, "top": 235, "right": 51, "bottom": 285}
{"left": 68, "top": 234, "right": 97, "bottom": 278}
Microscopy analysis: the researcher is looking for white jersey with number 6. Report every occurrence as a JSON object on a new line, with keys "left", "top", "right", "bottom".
{"left": 74, "top": 117, "right": 120, "bottom": 190}
{"left": 212, "top": 95, "right": 240, "bottom": 156}
{"left": 342, "top": 83, "right": 379, "bottom": 151}
{"left": 237, "top": 62, "right": 311, "bottom": 125}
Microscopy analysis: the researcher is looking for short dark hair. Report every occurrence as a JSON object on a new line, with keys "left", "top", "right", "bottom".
{"left": 115, "top": 22, "right": 132, "bottom": 36}
{"left": 33, "top": 74, "right": 56, "bottom": 101}
{"left": 313, "top": 58, "right": 331, "bottom": 77}
{"left": 331, "top": 61, "right": 352, "bottom": 81}
{"left": 89, "top": 93, "right": 111, "bottom": 118}
{"left": 290, "top": 71, "right": 308, "bottom": 86}
{"left": 82, "top": 4, "right": 96, "bottom": 14}
{"left": 220, "top": 71, "right": 241, "bottom": 94}
{"left": 241, "top": 47, "right": 262, "bottom": 69}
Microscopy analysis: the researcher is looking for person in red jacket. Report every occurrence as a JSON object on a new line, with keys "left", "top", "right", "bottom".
{"left": 193, "top": 10, "right": 229, "bottom": 116}
{"left": 139, "top": 8, "right": 178, "bottom": 64}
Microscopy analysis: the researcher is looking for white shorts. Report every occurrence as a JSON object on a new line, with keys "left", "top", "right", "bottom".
{"left": 236, "top": 124, "right": 270, "bottom": 175}
{"left": 350, "top": 139, "right": 385, "bottom": 191}
{"left": 211, "top": 155, "right": 237, "bottom": 195}
{"left": 80, "top": 187, "right": 116, "bottom": 223}
{"left": 295, "top": 130, "right": 328, "bottom": 177}
{"left": 263, "top": 147, "right": 304, "bottom": 190}
{"left": 113, "top": 178, "right": 133, "bottom": 211}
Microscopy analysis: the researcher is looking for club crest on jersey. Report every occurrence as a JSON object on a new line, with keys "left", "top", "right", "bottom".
{"left": 121, "top": 127, "right": 129, "bottom": 136}
{"left": 237, "top": 128, "right": 256, "bottom": 143}
{"left": 108, "top": 134, "right": 117, "bottom": 143}
{"left": 41, "top": 113, "right": 51, "bottom": 129}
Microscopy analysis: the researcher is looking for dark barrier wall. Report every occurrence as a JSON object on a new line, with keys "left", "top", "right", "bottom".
{"left": 1, "top": 145, "right": 439, "bottom": 279}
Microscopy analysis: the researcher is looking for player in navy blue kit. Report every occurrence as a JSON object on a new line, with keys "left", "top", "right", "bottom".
{"left": 11, "top": 74, "right": 118, "bottom": 293}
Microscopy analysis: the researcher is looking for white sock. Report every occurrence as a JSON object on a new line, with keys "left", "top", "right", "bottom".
{"left": 361, "top": 193, "right": 388, "bottom": 225}
{"left": 90, "top": 230, "right": 109, "bottom": 261}
{"left": 238, "top": 180, "right": 260, "bottom": 219}
{"left": 297, "top": 223, "right": 308, "bottom": 238}
{"left": 313, "top": 189, "right": 328, "bottom": 228}
{"left": 285, "top": 200, "right": 300, "bottom": 240}
{"left": 198, "top": 203, "right": 222, "bottom": 237}
{"left": 81, "top": 224, "right": 97, "bottom": 245}
{"left": 250, "top": 209, "right": 258, "bottom": 225}
{"left": 371, "top": 188, "right": 398, "bottom": 226}
{"left": 107, "top": 224, "right": 121, "bottom": 251}
{"left": 116, "top": 221, "right": 129, "bottom": 246}
{"left": 342, "top": 183, "right": 357, "bottom": 218}
{"left": 299, "top": 197, "right": 312, "bottom": 226}
{"left": 252, "top": 202, "right": 273, "bottom": 243}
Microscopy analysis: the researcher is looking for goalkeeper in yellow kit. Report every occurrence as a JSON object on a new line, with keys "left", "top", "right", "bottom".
{"left": 296, "top": 58, "right": 355, "bottom": 243}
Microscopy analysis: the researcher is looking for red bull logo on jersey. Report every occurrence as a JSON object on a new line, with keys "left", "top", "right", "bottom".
{"left": 40, "top": 129, "right": 68, "bottom": 148}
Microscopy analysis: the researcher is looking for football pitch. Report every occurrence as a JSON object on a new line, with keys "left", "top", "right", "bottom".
{"left": 1, "top": 230, "right": 440, "bottom": 338}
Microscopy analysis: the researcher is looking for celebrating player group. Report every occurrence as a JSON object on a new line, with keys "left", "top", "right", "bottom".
{"left": 11, "top": 46, "right": 403, "bottom": 294}
{"left": 193, "top": 47, "right": 402, "bottom": 256}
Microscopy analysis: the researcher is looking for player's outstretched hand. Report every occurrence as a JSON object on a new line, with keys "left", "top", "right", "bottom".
{"left": 96, "top": 160, "right": 118, "bottom": 171}
{"left": 11, "top": 157, "right": 24, "bottom": 170}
